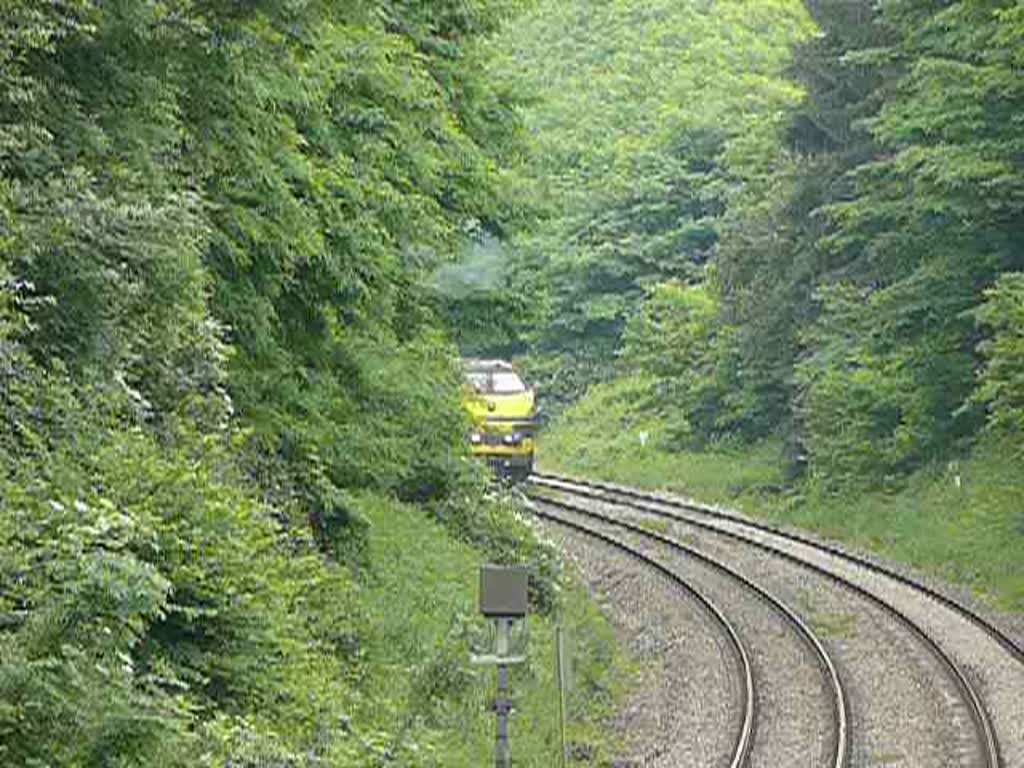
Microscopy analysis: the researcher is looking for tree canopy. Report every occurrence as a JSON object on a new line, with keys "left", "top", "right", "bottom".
{"left": 1, "top": 1, "right": 540, "bottom": 764}
{"left": 487, "top": 0, "right": 1024, "bottom": 486}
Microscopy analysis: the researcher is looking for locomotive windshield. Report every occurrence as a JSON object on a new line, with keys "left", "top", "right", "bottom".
{"left": 466, "top": 371, "right": 527, "bottom": 394}
{"left": 491, "top": 372, "right": 526, "bottom": 393}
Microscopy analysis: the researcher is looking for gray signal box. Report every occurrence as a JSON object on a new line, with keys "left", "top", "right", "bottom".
{"left": 479, "top": 564, "right": 528, "bottom": 618}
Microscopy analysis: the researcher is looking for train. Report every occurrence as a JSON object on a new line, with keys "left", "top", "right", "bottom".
{"left": 461, "top": 359, "right": 537, "bottom": 482}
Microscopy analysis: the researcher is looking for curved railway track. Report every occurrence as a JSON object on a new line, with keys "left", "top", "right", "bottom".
{"left": 533, "top": 471, "right": 1024, "bottom": 664}
{"left": 530, "top": 472, "right": 1010, "bottom": 768}
{"left": 526, "top": 499, "right": 756, "bottom": 768}
{"left": 525, "top": 494, "right": 849, "bottom": 768}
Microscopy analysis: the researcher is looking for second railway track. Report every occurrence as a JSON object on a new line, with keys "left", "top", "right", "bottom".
{"left": 529, "top": 472, "right": 1021, "bottom": 768}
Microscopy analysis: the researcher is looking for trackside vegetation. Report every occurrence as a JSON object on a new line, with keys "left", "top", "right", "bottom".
{"left": 0, "top": 2, "right": 629, "bottom": 766}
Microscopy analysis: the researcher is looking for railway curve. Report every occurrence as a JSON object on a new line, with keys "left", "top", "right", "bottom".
{"left": 528, "top": 473, "right": 1022, "bottom": 767}
{"left": 526, "top": 493, "right": 849, "bottom": 768}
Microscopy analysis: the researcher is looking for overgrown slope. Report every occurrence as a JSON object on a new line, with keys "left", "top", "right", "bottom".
{"left": 486, "top": 0, "right": 1023, "bottom": 480}
{"left": 480, "top": 0, "right": 1023, "bottom": 572}
{"left": 480, "top": 0, "right": 1024, "bottom": 609}
{"left": 487, "top": 0, "right": 815, "bottom": 402}
{"left": 0, "top": 2, "right": 627, "bottom": 765}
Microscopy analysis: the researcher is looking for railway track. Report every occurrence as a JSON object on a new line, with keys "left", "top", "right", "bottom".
{"left": 524, "top": 495, "right": 849, "bottom": 768}
{"left": 532, "top": 472, "right": 1024, "bottom": 664}
{"left": 525, "top": 499, "right": 757, "bottom": 768}
{"left": 529, "top": 472, "right": 1019, "bottom": 768}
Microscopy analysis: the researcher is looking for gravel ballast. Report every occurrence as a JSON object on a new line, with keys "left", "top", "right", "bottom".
{"left": 541, "top": 500, "right": 842, "bottom": 768}
{"left": 614, "top": 489, "right": 1024, "bottom": 768}
{"left": 536, "top": 512, "right": 742, "bottom": 767}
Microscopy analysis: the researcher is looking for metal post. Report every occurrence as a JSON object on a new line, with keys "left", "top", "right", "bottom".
{"left": 495, "top": 618, "right": 512, "bottom": 768}
{"left": 556, "top": 626, "right": 568, "bottom": 768}
{"left": 475, "top": 565, "right": 528, "bottom": 768}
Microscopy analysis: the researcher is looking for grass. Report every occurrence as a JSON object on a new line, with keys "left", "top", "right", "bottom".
{"left": 773, "top": 442, "right": 1024, "bottom": 611}
{"left": 795, "top": 591, "right": 859, "bottom": 639}
{"left": 636, "top": 517, "right": 670, "bottom": 535}
{"left": 355, "top": 492, "right": 632, "bottom": 765}
{"left": 539, "top": 378, "right": 1024, "bottom": 612}
{"left": 537, "top": 376, "right": 785, "bottom": 501}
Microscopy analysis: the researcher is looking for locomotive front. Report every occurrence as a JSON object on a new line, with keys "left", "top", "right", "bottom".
{"left": 461, "top": 359, "right": 537, "bottom": 482}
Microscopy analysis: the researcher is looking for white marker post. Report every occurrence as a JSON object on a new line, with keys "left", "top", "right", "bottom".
{"left": 472, "top": 565, "right": 529, "bottom": 768}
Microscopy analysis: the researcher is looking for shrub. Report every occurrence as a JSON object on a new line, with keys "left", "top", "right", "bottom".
{"left": 620, "top": 281, "right": 746, "bottom": 446}
{"left": 975, "top": 273, "right": 1024, "bottom": 435}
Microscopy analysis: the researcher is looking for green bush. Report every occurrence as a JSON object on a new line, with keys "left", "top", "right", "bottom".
{"left": 620, "top": 281, "right": 748, "bottom": 446}
{"left": 795, "top": 282, "right": 980, "bottom": 487}
{"left": 975, "top": 273, "right": 1024, "bottom": 435}
{"left": 0, "top": 351, "right": 358, "bottom": 765}
{"left": 429, "top": 484, "right": 561, "bottom": 616}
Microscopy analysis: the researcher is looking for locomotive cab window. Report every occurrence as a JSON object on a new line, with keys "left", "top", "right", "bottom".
{"left": 466, "top": 371, "right": 527, "bottom": 394}
{"left": 491, "top": 372, "right": 527, "bottom": 393}
{"left": 466, "top": 372, "right": 490, "bottom": 392}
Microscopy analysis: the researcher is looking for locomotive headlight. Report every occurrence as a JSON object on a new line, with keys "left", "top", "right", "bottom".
{"left": 470, "top": 433, "right": 483, "bottom": 444}
{"left": 502, "top": 432, "right": 524, "bottom": 445}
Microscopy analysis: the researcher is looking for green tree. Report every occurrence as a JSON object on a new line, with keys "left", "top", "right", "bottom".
{"left": 975, "top": 273, "right": 1024, "bottom": 435}
{"left": 620, "top": 280, "right": 744, "bottom": 445}
{"left": 490, "top": 0, "right": 813, "bottom": 405}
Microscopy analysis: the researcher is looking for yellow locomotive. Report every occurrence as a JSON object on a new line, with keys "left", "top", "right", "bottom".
{"left": 461, "top": 359, "right": 537, "bottom": 481}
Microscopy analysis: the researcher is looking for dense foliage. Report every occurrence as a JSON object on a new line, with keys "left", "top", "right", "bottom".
{"left": 2, "top": 0, "right": 527, "bottom": 510}
{"left": 487, "top": 0, "right": 813, "bottom": 403}
{"left": 2, "top": 2, "right": 602, "bottom": 765}
{"left": 975, "top": 273, "right": 1024, "bottom": 435}
{"left": 619, "top": 280, "right": 744, "bottom": 445}
{"left": 722, "top": 0, "right": 1024, "bottom": 483}
{"left": 488, "top": 0, "right": 1023, "bottom": 488}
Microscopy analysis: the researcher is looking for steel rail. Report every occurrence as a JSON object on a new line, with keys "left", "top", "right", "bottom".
{"left": 522, "top": 497, "right": 756, "bottom": 768}
{"left": 526, "top": 495, "right": 850, "bottom": 768}
{"left": 530, "top": 473, "right": 1003, "bottom": 768}
{"left": 534, "top": 472, "right": 1024, "bottom": 666}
